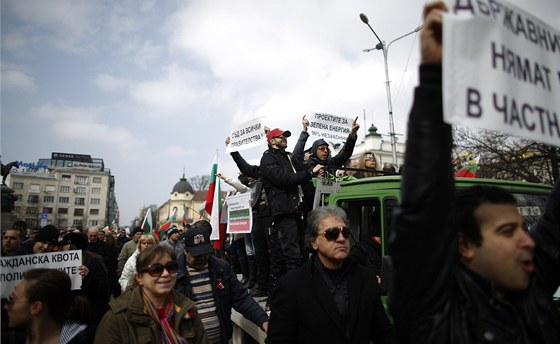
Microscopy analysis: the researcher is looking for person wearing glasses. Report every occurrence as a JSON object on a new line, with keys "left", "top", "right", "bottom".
{"left": 292, "top": 115, "right": 360, "bottom": 178}
{"left": 260, "top": 128, "right": 324, "bottom": 273}
{"left": 266, "top": 206, "right": 394, "bottom": 344}
{"left": 354, "top": 151, "right": 379, "bottom": 178}
{"left": 118, "top": 233, "right": 157, "bottom": 292}
{"left": 3, "top": 268, "right": 95, "bottom": 344}
{"left": 95, "top": 245, "right": 208, "bottom": 344}
{"left": 177, "top": 227, "right": 269, "bottom": 343}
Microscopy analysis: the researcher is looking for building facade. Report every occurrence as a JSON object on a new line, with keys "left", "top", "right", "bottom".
{"left": 8, "top": 152, "right": 118, "bottom": 230}
{"left": 331, "top": 124, "right": 406, "bottom": 170}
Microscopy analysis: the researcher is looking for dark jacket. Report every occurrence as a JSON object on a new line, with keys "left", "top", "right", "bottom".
{"left": 266, "top": 254, "right": 394, "bottom": 344}
{"left": 230, "top": 151, "right": 271, "bottom": 218}
{"left": 389, "top": 64, "right": 560, "bottom": 344}
{"left": 292, "top": 131, "right": 357, "bottom": 174}
{"left": 94, "top": 286, "right": 208, "bottom": 344}
{"left": 259, "top": 148, "right": 313, "bottom": 217}
{"left": 177, "top": 255, "right": 268, "bottom": 343}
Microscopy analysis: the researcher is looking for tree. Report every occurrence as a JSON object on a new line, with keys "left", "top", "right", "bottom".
{"left": 452, "top": 127, "right": 559, "bottom": 185}
{"left": 130, "top": 204, "right": 159, "bottom": 229}
{"left": 188, "top": 175, "right": 210, "bottom": 191}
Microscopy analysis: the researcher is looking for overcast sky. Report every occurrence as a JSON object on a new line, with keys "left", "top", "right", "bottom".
{"left": 2, "top": 0, "right": 558, "bottom": 225}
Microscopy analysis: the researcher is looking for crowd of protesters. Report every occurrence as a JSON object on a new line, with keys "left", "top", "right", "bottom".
{"left": 3, "top": 2, "right": 559, "bottom": 343}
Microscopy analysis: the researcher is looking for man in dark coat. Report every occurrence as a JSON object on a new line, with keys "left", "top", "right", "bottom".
{"left": 259, "top": 128, "right": 323, "bottom": 272}
{"left": 389, "top": 2, "right": 560, "bottom": 343}
{"left": 177, "top": 227, "right": 268, "bottom": 343}
{"left": 266, "top": 206, "right": 394, "bottom": 344}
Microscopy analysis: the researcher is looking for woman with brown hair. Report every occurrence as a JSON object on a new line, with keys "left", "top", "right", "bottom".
{"left": 4, "top": 268, "right": 95, "bottom": 344}
{"left": 95, "top": 245, "right": 208, "bottom": 344}
{"left": 354, "top": 151, "right": 379, "bottom": 178}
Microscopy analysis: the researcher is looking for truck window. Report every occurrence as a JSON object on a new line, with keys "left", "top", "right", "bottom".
{"left": 338, "top": 198, "right": 382, "bottom": 248}
{"left": 383, "top": 197, "right": 398, "bottom": 255}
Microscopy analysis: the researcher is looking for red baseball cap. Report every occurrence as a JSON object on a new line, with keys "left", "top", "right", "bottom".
{"left": 266, "top": 128, "right": 291, "bottom": 141}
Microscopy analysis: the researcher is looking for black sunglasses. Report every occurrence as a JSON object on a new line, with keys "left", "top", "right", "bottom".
{"left": 319, "top": 226, "right": 352, "bottom": 241}
{"left": 142, "top": 260, "right": 179, "bottom": 277}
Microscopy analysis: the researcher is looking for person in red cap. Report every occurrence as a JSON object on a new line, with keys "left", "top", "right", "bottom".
{"left": 260, "top": 127, "right": 324, "bottom": 273}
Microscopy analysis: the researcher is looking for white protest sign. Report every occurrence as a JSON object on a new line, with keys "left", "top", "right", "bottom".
{"left": 307, "top": 113, "right": 354, "bottom": 142}
{"left": 225, "top": 192, "right": 253, "bottom": 234}
{"left": 443, "top": 0, "right": 560, "bottom": 146}
{"left": 226, "top": 117, "right": 267, "bottom": 153}
{"left": 0, "top": 250, "right": 83, "bottom": 298}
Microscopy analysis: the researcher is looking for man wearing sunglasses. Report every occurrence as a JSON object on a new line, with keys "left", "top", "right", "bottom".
{"left": 177, "top": 227, "right": 269, "bottom": 343}
{"left": 266, "top": 206, "right": 394, "bottom": 343}
{"left": 293, "top": 115, "right": 360, "bottom": 177}
{"left": 260, "top": 128, "right": 324, "bottom": 273}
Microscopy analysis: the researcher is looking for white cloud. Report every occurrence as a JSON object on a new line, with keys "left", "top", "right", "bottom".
{"left": 1, "top": 70, "right": 38, "bottom": 92}
{"left": 30, "top": 103, "right": 143, "bottom": 160}
{"left": 94, "top": 74, "right": 128, "bottom": 92}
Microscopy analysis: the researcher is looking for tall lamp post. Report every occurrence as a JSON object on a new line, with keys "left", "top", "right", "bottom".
{"left": 359, "top": 13, "right": 422, "bottom": 165}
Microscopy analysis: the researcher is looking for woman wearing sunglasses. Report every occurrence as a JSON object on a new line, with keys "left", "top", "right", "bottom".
{"left": 266, "top": 206, "right": 394, "bottom": 344}
{"left": 354, "top": 151, "right": 379, "bottom": 178}
{"left": 95, "top": 245, "right": 208, "bottom": 344}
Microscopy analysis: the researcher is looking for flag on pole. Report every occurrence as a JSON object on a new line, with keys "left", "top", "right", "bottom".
{"left": 455, "top": 155, "right": 480, "bottom": 178}
{"left": 156, "top": 208, "right": 176, "bottom": 241}
{"left": 182, "top": 204, "right": 188, "bottom": 227}
{"left": 205, "top": 152, "right": 222, "bottom": 242}
{"left": 141, "top": 208, "right": 153, "bottom": 234}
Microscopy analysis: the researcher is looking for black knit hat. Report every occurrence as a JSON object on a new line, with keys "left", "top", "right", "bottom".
{"left": 34, "top": 225, "right": 60, "bottom": 244}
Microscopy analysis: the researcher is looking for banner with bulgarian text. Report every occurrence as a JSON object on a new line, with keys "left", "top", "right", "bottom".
{"left": 443, "top": 0, "right": 560, "bottom": 146}
{"left": 307, "top": 112, "right": 353, "bottom": 142}
{"left": 0, "top": 250, "right": 82, "bottom": 298}
{"left": 226, "top": 117, "right": 267, "bottom": 153}
{"left": 225, "top": 192, "right": 253, "bottom": 234}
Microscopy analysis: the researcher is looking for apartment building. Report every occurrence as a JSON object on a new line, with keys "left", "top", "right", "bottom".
{"left": 8, "top": 152, "right": 118, "bottom": 229}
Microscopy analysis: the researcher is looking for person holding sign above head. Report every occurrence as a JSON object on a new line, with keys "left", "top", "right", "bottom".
{"left": 293, "top": 115, "right": 359, "bottom": 177}
{"left": 3, "top": 268, "right": 96, "bottom": 344}
{"left": 95, "top": 245, "right": 209, "bottom": 344}
{"left": 260, "top": 127, "right": 324, "bottom": 272}
{"left": 389, "top": 2, "right": 560, "bottom": 343}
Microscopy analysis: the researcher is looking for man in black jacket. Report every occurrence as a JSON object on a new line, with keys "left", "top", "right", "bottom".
{"left": 266, "top": 206, "right": 394, "bottom": 344}
{"left": 260, "top": 128, "right": 323, "bottom": 272}
{"left": 389, "top": 2, "right": 560, "bottom": 343}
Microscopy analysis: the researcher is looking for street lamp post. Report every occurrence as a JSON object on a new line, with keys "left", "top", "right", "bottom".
{"left": 359, "top": 13, "right": 422, "bottom": 165}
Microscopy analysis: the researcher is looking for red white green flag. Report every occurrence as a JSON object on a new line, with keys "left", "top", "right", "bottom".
{"left": 182, "top": 204, "right": 188, "bottom": 227}
{"left": 156, "top": 209, "right": 176, "bottom": 241}
{"left": 455, "top": 155, "right": 480, "bottom": 178}
{"left": 141, "top": 208, "right": 153, "bottom": 234}
{"left": 205, "top": 153, "right": 222, "bottom": 242}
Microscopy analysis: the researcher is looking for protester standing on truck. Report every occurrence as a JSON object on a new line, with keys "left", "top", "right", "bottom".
{"left": 260, "top": 128, "right": 324, "bottom": 272}
{"left": 266, "top": 206, "right": 394, "bottom": 344}
{"left": 389, "top": 2, "right": 560, "bottom": 343}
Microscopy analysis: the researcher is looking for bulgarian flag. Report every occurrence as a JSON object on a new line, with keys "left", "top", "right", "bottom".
{"left": 455, "top": 155, "right": 480, "bottom": 178}
{"left": 182, "top": 204, "right": 189, "bottom": 227}
{"left": 156, "top": 209, "right": 176, "bottom": 241}
{"left": 141, "top": 208, "right": 153, "bottom": 234}
{"left": 205, "top": 152, "right": 223, "bottom": 244}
